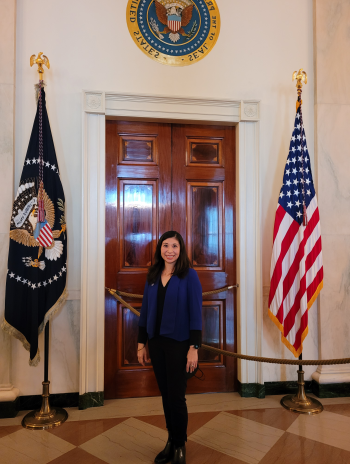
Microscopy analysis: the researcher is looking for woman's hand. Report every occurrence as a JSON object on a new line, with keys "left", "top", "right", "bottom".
{"left": 137, "top": 343, "right": 150, "bottom": 366}
{"left": 186, "top": 346, "right": 198, "bottom": 373}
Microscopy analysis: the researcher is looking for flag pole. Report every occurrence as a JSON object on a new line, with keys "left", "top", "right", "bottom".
{"left": 22, "top": 55, "right": 68, "bottom": 430}
{"left": 280, "top": 70, "right": 323, "bottom": 415}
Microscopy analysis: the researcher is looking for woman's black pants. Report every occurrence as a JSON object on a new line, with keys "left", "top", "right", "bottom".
{"left": 148, "top": 336, "right": 189, "bottom": 448}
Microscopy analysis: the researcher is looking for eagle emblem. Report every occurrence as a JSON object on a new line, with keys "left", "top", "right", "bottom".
{"left": 127, "top": 0, "right": 221, "bottom": 67}
{"left": 10, "top": 179, "right": 66, "bottom": 266}
{"left": 153, "top": 0, "right": 195, "bottom": 43}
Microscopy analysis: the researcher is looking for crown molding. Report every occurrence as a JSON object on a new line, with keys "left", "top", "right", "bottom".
{"left": 83, "top": 90, "right": 260, "bottom": 123}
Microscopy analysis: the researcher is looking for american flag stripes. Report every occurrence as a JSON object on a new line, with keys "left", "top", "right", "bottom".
{"left": 168, "top": 15, "right": 181, "bottom": 32}
{"left": 268, "top": 101, "right": 323, "bottom": 357}
{"left": 37, "top": 220, "right": 53, "bottom": 248}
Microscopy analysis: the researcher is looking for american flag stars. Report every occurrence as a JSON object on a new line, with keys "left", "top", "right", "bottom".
{"left": 278, "top": 108, "right": 315, "bottom": 226}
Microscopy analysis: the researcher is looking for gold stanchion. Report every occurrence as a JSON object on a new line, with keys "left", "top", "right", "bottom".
{"left": 22, "top": 379, "right": 68, "bottom": 430}
{"left": 22, "top": 322, "right": 68, "bottom": 430}
{"left": 280, "top": 367, "right": 323, "bottom": 415}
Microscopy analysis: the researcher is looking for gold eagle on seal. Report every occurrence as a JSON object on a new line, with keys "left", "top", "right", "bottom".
{"left": 10, "top": 179, "right": 65, "bottom": 265}
{"left": 154, "top": 0, "right": 194, "bottom": 43}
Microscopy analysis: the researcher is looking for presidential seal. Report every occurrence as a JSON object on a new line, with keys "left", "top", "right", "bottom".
{"left": 127, "top": 0, "right": 220, "bottom": 66}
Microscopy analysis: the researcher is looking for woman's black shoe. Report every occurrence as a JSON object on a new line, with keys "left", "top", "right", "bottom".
{"left": 171, "top": 445, "right": 186, "bottom": 464}
{"left": 154, "top": 438, "right": 174, "bottom": 464}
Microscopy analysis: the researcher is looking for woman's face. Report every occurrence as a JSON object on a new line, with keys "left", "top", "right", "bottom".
{"left": 161, "top": 237, "right": 180, "bottom": 266}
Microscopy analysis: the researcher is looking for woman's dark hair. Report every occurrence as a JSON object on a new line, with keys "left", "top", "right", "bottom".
{"left": 147, "top": 231, "right": 192, "bottom": 284}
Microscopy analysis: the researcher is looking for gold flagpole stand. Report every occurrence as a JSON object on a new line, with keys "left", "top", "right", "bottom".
{"left": 281, "top": 69, "right": 323, "bottom": 415}
{"left": 22, "top": 322, "right": 68, "bottom": 429}
{"left": 22, "top": 54, "right": 68, "bottom": 430}
{"left": 280, "top": 363, "right": 323, "bottom": 415}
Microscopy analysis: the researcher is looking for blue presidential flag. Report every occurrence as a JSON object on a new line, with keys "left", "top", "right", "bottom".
{"left": 1, "top": 84, "right": 67, "bottom": 366}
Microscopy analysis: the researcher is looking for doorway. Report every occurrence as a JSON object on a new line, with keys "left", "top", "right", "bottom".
{"left": 105, "top": 120, "right": 237, "bottom": 399}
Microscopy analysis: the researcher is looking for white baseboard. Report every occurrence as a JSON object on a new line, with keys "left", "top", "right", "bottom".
{"left": 0, "top": 384, "right": 20, "bottom": 402}
{"left": 312, "top": 364, "right": 350, "bottom": 384}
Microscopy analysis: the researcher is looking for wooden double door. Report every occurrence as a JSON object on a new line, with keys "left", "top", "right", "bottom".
{"left": 105, "top": 120, "right": 237, "bottom": 399}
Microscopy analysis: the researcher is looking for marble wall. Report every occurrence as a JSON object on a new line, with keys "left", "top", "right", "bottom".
{"left": 10, "top": 298, "right": 80, "bottom": 395}
{"left": 313, "top": 0, "right": 350, "bottom": 383}
{"left": 0, "top": 0, "right": 81, "bottom": 398}
{"left": 0, "top": 0, "right": 18, "bottom": 402}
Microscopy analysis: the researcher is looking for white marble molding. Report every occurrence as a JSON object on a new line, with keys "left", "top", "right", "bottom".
{"left": 0, "top": 0, "right": 18, "bottom": 403}
{"left": 313, "top": 0, "right": 350, "bottom": 384}
{"left": 81, "top": 91, "right": 262, "bottom": 397}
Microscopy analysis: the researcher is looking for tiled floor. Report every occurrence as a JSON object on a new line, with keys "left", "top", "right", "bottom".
{"left": 1, "top": 393, "right": 350, "bottom": 464}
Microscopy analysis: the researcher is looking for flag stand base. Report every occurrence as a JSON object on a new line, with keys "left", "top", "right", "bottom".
{"left": 22, "top": 380, "right": 68, "bottom": 430}
{"left": 280, "top": 369, "right": 323, "bottom": 415}
{"left": 22, "top": 322, "right": 68, "bottom": 430}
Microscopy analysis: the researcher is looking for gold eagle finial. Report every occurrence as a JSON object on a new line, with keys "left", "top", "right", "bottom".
{"left": 292, "top": 69, "right": 307, "bottom": 89}
{"left": 30, "top": 52, "right": 50, "bottom": 80}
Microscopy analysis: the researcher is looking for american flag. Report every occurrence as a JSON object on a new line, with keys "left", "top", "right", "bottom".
{"left": 37, "top": 220, "right": 53, "bottom": 248}
{"left": 268, "top": 101, "right": 323, "bottom": 357}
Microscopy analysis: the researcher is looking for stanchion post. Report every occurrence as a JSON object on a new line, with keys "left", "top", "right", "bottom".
{"left": 22, "top": 321, "right": 68, "bottom": 429}
{"left": 280, "top": 353, "right": 323, "bottom": 415}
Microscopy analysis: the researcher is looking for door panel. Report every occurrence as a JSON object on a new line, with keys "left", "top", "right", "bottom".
{"left": 105, "top": 121, "right": 171, "bottom": 399}
{"left": 120, "top": 180, "right": 157, "bottom": 269}
{"left": 172, "top": 124, "right": 236, "bottom": 394}
{"left": 105, "top": 121, "right": 237, "bottom": 399}
{"left": 200, "top": 301, "right": 223, "bottom": 364}
{"left": 187, "top": 182, "right": 223, "bottom": 269}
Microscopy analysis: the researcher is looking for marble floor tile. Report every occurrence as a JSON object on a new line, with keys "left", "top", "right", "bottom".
{"left": 189, "top": 411, "right": 284, "bottom": 464}
{"left": 186, "top": 393, "right": 287, "bottom": 413}
{"left": 226, "top": 408, "right": 298, "bottom": 431}
{"left": 66, "top": 396, "right": 164, "bottom": 422}
{"left": 316, "top": 397, "right": 350, "bottom": 406}
{"left": 1, "top": 396, "right": 350, "bottom": 464}
{"left": 67, "top": 393, "right": 290, "bottom": 422}
{"left": 80, "top": 417, "right": 168, "bottom": 464}
{"left": 186, "top": 440, "right": 248, "bottom": 464}
{"left": 135, "top": 414, "right": 167, "bottom": 431}
{"left": 187, "top": 411, "right": 223, "bottom": 435}
{"left": 47, "top": 447, "right": 108, "bottom": 464}
{"left": 48, "top": 417, "right": 128, "bottom": 446}
{"left": 324, "top": 403, "right": 350, "bottom": 417}
{"left": 287, "top": 410, "right": 350, "bottom": 452}
{"left": 259, "top": 431, "right": 350, "bottom": 464}
{"left": 0, "top": 424, "right": 22, "bottom": 438}
{"left": 136, "top": 411, "right": 221, "bottom": 436}
{"left": 0, "top": 428, "right": 75, "bottom": 464}
{"left": 0, "top": 409, "right": 28, "bottom": 426}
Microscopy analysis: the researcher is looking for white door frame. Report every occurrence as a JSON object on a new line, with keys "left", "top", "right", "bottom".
{"left": 80, "top": 90, "right": 262, "bottom": 397}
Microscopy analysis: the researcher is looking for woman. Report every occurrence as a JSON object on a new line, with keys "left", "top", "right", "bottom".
{"left": 137, "top": 231, "right": 202, "bottom": 464}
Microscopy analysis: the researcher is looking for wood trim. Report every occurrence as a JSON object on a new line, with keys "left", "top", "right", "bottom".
{"left": 186, "top": 181, "right": 224, "bottom": 271}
